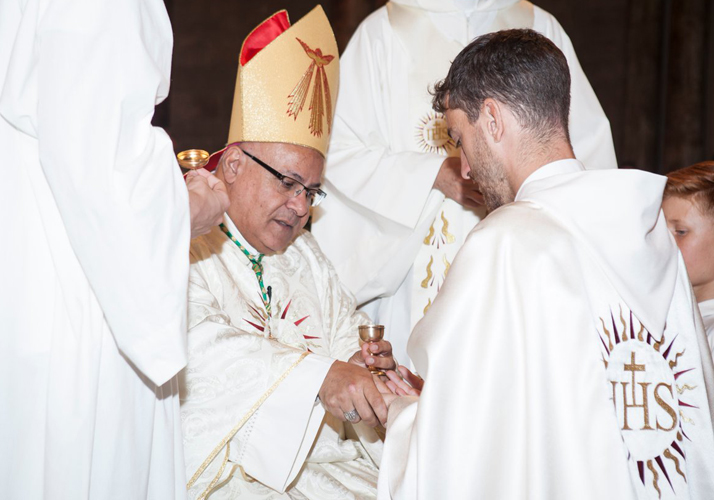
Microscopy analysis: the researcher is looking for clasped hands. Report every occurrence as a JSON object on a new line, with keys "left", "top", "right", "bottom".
{"left": 318, "top": 340, "right": 423, "bottom": 428}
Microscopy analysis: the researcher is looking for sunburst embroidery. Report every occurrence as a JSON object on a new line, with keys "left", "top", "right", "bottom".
{"left": 598, "top": 307, "right": 697, "bottom": 497}
{"left": 415, "top": 111, "right": 455, "bottom": 154}
{"left": 243, "top": 298, "right": 315, "bottom": 342}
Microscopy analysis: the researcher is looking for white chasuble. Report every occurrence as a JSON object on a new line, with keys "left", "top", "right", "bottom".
{"left": 0, "top": 0, "right": 190, "bottom": 498}
{"left": 311, "top": 0, "right": 618, "bottom": 368}
{"left": 378, "top": 161, "right": 714, "bottom": 499}
{"left": 182, "top": 218, "right": 381, "bottom": 499}
{"left": 698, "top": 299, "right": 714, "bottom": 359}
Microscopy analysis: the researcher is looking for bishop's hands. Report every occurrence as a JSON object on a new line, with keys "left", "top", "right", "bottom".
{"left": 186, "top": 168, "right": 230, "bottom": 239}
{"left": 319, "top": 361, "right": 388, "bottom": 427}
{"left": 318, "top": 341, "right": 397, "bottom": 427}
{"left": 433, "top": 156, "right": 485, "bottom": 208}
{"left": 318, "top": 341, "right": 423, "bottom": 425}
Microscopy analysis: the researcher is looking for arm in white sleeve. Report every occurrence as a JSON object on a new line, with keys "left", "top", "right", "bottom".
{"left": 377, "top": 396, "right": 419, "bottom": 500}
{"left": 0, "top": 0, "right": 190, "bottom": 385}
{"left": 324, "top": 12, "right": 446, "bottom": 230}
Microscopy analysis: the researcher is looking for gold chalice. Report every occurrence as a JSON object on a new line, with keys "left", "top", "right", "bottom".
{"left": 358, "top": 325, "right": 386, "bottom": 377}
{"left": 177, "top": 149, "right": 210, "bottom": 170}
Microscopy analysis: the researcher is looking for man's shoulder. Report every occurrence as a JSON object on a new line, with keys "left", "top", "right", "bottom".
{"left": 459, "top": 200, "right": 583, "bottom": 273}
{"left": 471, "top": 201, "right": 573, "bottom": 247}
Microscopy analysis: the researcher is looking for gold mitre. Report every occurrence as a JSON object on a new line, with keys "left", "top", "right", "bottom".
{"left": 228, "top": 5, "right": 339, "bottom": 158}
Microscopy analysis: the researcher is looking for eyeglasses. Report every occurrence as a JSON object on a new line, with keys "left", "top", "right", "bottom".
{"left": 240, "top": 148, "right": 327, "bottom": 208}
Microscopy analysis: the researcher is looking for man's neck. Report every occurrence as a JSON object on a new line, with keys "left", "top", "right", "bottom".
{"left": 223, "top": 214, "right": 260, "bottom": 256}
{"left": 694, "top": 281, "right": 714, "bottom": 304}
{"left": 508, "top": 136, "right": 576, "bottom": 194}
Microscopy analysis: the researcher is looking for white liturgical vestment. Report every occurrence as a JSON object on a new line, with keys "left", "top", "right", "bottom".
{"left": 379, "top": 160, "right": 714, "bottom": 499}
{"left": 698, "top": 299, "right": 714, "bottom": 359}
{"left": 0, "top": 0, "right": 190, "bottom": 498}
{"left": 311, "top": 0, "right": 618, "bottom": 367}
{"left": 182, "top": 217, "right": 381, "bottom": 499}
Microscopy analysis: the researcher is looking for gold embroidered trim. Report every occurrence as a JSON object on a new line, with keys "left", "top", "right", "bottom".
{"left": 423, "top": 223, "right": 434, "bottom": 245}
{"left": 204, "top": 464, "right": 239, "bottom": 499}
{"left": 442, "top": 254, "right": 451, "bottom": 278}
{"left": 423, "top": 298, "right": 432, "bottom": 316}
{"left": 420, "top": 256, "right": 434, "bottom": 288}
{"left": 187, "top": 351, "right": 311, "bottom": 497}
{"left": 440, "top": 211, "right": 455, "bottom": 244}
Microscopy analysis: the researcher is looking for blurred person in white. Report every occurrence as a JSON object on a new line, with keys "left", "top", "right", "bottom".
{"left": 663, "top": 161, "right": 714, "bottom": 359}
{"left": 311, "top": 0, "right": 618, "bottom": 368}
{"left": 0, "top": 0, "right": 228, "bottom": 498}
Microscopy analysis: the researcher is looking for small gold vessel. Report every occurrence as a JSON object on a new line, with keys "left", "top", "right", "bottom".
{"left": 358, "top": 325, "right": 386, "bottom": 376}
{"left": 177, "top": 149, "right": 210, "bottom": 170}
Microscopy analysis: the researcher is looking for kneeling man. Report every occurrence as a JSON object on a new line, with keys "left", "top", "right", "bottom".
{"left": 181, "top": 7, "right": 392, "bottom": 499}
{"left": 379, "top": 29, "right": 714, "bottom": 499}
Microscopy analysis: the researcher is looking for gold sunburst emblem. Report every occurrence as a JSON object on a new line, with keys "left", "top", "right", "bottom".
{"left": 415, "top": 111, "right": 455, "bottom": 154}
{"left": 286, "top": 38, "right": 335, "bottom": 138}
{"left": 599, "top": 307, "right": 698, "bottom": 497}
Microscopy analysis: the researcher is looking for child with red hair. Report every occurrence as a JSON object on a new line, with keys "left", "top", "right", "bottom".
{"left": 663, "top": 161, "right": 714, "bottom": 358}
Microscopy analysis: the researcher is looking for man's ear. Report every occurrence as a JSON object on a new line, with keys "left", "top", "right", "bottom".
{"left": 221, "top": 145, "right": 245, "bottom": 185}
{"left": 482, "top": 98, "right": 504, "bottom": 143}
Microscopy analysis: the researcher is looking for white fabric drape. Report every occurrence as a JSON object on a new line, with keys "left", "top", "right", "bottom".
{"left": 698, "top": 299, "right": 714, "bottom": 359}
{"left": 0, "top": 0, "right": 190, "bottom": 498}
{"left": 378, "top": 161, "right": 714, "bottom": 499}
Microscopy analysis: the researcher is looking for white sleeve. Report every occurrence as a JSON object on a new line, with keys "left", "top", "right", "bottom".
{"left": 0, "top": 0, "right": 189, "bottom": 385}
{"left": 324, "top": 15, "right": 445, "bottom": 231}
{"left": 239, "top": 354, "right": 333, "bottom": 491}
{"left": 377, "top": 396, "right": 419, "bottom": 500}
{"left": 312, "top": 13, "right": 446, "bottom": 300}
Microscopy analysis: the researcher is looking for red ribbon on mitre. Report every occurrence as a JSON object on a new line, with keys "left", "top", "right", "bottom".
{"left": 200, "top": 11, "right": 291, "bottom": 173}
{"left": 240, "top": 10, "right": 291, "bottom": 66}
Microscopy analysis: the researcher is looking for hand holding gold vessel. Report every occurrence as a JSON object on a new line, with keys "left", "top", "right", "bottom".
{"left": 355, "top": 325, "right": 396, "bottom": 377}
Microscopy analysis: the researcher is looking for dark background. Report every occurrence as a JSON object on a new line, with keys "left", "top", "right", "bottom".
{"left": 157, "top": 0, "right": 714, "bottom": 174}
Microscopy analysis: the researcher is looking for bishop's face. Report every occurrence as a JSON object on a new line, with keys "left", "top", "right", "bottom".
{"left": 227, "top": 142, "right": 324, "bottom": 255}
{"left": 446, "top": 107, "right": 512, "bottom": 212}
{"left": 662, "top": 195, "right": 714, "bottom": 299}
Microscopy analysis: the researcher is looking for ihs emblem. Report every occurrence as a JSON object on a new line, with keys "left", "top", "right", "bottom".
{"left": 415, "top": 111, "right": 455, "bottom": 154}
{"left": 599, "top": 308, "right": 699, "bottom": 497}
{"left": 287, "top": 38, "right": 335, "bottom": 137}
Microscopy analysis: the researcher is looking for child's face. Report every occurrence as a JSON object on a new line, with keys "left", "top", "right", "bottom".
{"left": 663, "top": 196, "right": 714, "bottom": 294}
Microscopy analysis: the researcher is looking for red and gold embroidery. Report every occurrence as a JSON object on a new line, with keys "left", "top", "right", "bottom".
{"left": 286, "top": 38, "right": 335, "bottom": 137}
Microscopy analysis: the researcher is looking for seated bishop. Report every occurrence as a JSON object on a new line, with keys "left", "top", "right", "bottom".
{"left": 180, "top": 7, "right": 396, "bottom": 499}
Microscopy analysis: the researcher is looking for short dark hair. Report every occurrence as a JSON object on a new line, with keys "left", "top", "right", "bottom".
{"left": 665, "top": 161, "right": 714, "bottom": 217}
{"left": 432, "top": 29, "right": 571, "bottom": 142}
